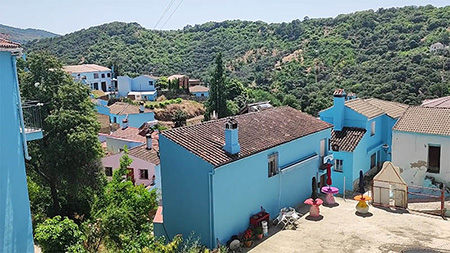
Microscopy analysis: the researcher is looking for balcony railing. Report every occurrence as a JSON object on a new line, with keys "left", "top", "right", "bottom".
{"left": 22, "top": 101, "right": 43, "bottom": 134}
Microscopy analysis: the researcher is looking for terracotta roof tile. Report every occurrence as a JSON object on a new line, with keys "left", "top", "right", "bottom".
{"left": 345, "top": 98, "right": 407, "bottom": 119}
{"left": 393, "top": 106, "right": 450, "bottom": 136}
{"left": 331, "top": 127, "right": 366, "bottom": 152}
{"left": 0, "top": 38, "right": 21, "bottom": 50}
{"left": 162, "top": 106, "right": 332, "bottom": 167}
{"left": 110, "top": 127, "right": 146, "bottom": 143}
{"left": 108, "top": 102, "right": 152, "bottom": 115}
{"left": 128, "top": 144, "right": 160, "bottom": 165}
{"left": 189, "top": 85, "right": 209, "bottom": 93}
{"left": 63, "top": 64, "right": 110, "bottom": 74}
{"left": 422, "top": 96, "right": 450, "bottom": 109}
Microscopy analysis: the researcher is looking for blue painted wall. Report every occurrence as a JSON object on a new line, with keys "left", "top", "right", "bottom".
{"left": 117, "top": 75, "right": 157, "bottom": 101}
{"left": 158, "top": 128, "right": 331, "bottom": 248}
{"left": 320, "top": 100, "right": 398, "bottom": 192}
{"left": 106, "top": 137, "right": 143, "bottom": 154}
{"left": 192, "top": 91, "right": 209, "bottom": 98}
{"left": 0, "top": 51, "right": 34, "bottom": 252}
{"left": 95, "top": 103, "right": 155, "bottom": 128}
{"left": 158, "top": 136, "right": 214, "bottom": 247}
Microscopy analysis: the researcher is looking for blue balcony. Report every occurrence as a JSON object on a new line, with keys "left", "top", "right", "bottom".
{"left": 21, "top": 101, "right": 43, "bottom": 141}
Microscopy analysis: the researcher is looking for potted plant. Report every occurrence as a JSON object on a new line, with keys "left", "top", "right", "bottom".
{"left": 254, "top": 226, "right": 263, "bottom": 239}
{"left": 242, "top": 229, "right": 253, "bottom": 248}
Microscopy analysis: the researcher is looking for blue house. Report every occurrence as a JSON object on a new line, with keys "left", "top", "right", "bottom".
{"left": 189, "top": 85, "right": 209, "bottom": 98}
{"left": 118, "top": 75, "right": 158, "bottom": 101}
{"left": 319, "top": 89, "right": 408, "bottom": 193}
{"left": 154, "top": 106, "right": 332, "bottom": 248}
{"left": 1, "top": 39, "right": 43, "bottom": 252}
{"left": 95, "top": 101, "right": 157, "bottom": 129}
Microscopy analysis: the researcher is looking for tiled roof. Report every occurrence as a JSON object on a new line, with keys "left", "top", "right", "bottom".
{"left": 422, "top": 96, "right": 450, "bottom": 109}
{"left": 108, "top": 102, "right": 152, "bottom": 115}
{"left": 162, "top": 106, "right": 332, "bottom": 167}
{"left": 189, "top": 85, "right": 209, "bottom": 93}
{"left": 63, "top": 64, "right": 110, "bottom": 74}
{"left": 128, "top": 132, "right": 160, "bottom": 164}
{"left": 0, "top": 38, "right": 21, "bottom": 49}
{"left": 331, "top": 127, "right": 366, "bottom": 152}
{"left": 168, "top": 74, "right": 187, "bottom": 80}
{"left": 345, "top": 98, "right": 407, "bottom": 119}
{"left": 393, "top": 106, "right": 450, "bottom": 136}
{"left": 110, "top": 127, "right": 146, "bottom": 143}
{"left": 143, "top": 74, "right": 159, "bottom": 80}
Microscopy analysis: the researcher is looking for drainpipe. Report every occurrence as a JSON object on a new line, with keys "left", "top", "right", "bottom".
{"left": 208, "top": 170, "right": 215, "bottom": 249}
{"left": 12, "top": 54, "right": 31, "bottom": 160}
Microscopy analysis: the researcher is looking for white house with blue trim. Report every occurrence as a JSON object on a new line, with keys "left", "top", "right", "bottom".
{"left": 154, "top": 106, "right": 332, "bottom": 248}
{"left": 118, "top": 75, "right": 158, "bottom": 101}
{"left": 1, "top": 39, "right": 43, "bottom": 252}
{"left": 319, "top": 89, "right": 408, "bottom": 193}
{"left": 94, "top": 100, "right": 157, "bottom": 129}
{"left": 189, "top": 85, "right": 209, "bottom": 98}
{"left": 63, "top": 64, "right": 113, "bottom": 92}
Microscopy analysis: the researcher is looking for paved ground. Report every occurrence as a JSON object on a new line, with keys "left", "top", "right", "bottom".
{"left": 249, "top": 197, "right": 450, "bottom": 253}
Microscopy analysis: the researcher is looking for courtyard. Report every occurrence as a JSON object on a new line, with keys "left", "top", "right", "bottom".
{"left": 250, "top": 197, "right": 450, "bottom": 253}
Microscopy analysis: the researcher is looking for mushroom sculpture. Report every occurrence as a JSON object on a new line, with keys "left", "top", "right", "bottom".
{"left": 354, "top": 170, "right": 372, "bottom": 214}
{"left": 304, "top": 177, "right": 323, "bottom": 217}
{"left": 321, "top": 162, "right": 339, "bottom": 205}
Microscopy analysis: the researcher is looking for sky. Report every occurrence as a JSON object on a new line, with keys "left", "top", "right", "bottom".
{"left": 0, "top": 0, "right": 448, "bottom": 35}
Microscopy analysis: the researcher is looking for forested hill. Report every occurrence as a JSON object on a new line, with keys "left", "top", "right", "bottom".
{"left": 26, "top": 5, "right": 450, "bottom": 115}
{"left": 0, "top": 24, "right": 59, "bottom": 43}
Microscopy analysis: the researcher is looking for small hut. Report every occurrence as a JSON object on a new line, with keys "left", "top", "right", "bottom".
{"left": 372, "top": 162, "right": 408, "bottom": 208}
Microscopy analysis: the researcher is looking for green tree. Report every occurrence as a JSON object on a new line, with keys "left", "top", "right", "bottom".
{"left": 157, "top": 76, "right": 169, "bottom": 89}
{"left": 19, "top": 52, "right": 104, "bottom": 218}
{"left": 282, "top": 94, "right": 300, "bottom": 109}
{"left": 34, "top": 216, "right": 85, "bottom": 253}
{"left": 206, "top": 52, "right": 228, "bottom": 119}
{"left": 89, "top": 149, "right": 158, "bottom": 251}
{"left": 172, "top": 109, "right": 188, "bottom": 127}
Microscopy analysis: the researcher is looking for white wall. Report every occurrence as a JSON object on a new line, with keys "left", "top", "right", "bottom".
{"left": 392, "top": 131, "right": 450, "bottom": 185}
{"left": 102, "top": 153, "right": 156, "bottom": 187}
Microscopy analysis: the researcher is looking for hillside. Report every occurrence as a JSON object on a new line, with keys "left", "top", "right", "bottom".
{"left": 0, "top": 24, "right": 59, "bottom": 43}
{"left": 26, "top": 5, "right": 450, "bottom": 115}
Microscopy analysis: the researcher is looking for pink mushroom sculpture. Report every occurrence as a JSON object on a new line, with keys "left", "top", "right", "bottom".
{"left": 304, "top": 177, "right": 322, "bottom": 217}
{"left": 321, "top": 163, "right": 339, "bottom": 205}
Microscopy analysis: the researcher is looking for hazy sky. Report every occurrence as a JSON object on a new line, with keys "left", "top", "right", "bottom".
{"left": 0, "top": 0, "right": 448, "bottom": 35}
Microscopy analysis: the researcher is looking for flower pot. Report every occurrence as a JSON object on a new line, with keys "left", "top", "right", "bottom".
{"left": 256, "top": 233, "right": 263, "bottom": 239}
{"left": 244, "top": 240, "right": 252, "bottom": 248}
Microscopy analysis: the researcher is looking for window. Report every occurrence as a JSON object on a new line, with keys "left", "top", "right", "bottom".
{"left": 107, "top": 73, "right": 111, "bottom": 78}
{"left": 370, "top": 153, "right": 376, "bottom": 169}
{"left": 149, "top": 81, "right": 154, "bottom": 86}
{"left": 105, "top": 167, "right": 113, "bottom": 177}
{"left": 371, "top": 121, "right": 376, "bottom": 136}
{"left": 428, "top": 145, "right": 441, "bottom": 173}
{"left": 113, "top": 117, "right": 117, "bottom": 123}
{"left": 334, "top": 159, "right": 343, "bottom": 172}
{"left": 101, "top": 73, "right": 105, "bottom": 78}
{"left": 140, "top": 169, "right": 149, "bottom": 179}
{"left": 268, "top": 153, "right": 279, "bottom": 177}
{"left": 93, "top": 73, "right": 99, "bottom": 79}
{"left": 201, "top": 93, "right": 204, "bottom": 96}
{"left": 320, "top": 139, "right": 326, "bottom": 157}
{"left": 93, "top": 83, "right": 99, "bottom": 90}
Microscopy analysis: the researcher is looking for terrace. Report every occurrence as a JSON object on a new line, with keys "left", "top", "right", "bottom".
{"left": 21, "top": 101, "right": 43, "bottom": 141}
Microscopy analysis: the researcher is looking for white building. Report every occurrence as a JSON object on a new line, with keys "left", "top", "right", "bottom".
{"left": 392, "top": 106, "right": 450, "bottom": 186}
{"left": 63, "top": 64, "right": 113, "bottom": 92}
{"left": 429, "top": 42, "right": 446, "bottom": 52}
{"left": 117, "top": 75, "right": 158, "bottom": 101}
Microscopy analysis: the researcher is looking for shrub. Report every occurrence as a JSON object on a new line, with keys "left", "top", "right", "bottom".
{"left": 34, "top": 216, "right": 85, "bottom": 253}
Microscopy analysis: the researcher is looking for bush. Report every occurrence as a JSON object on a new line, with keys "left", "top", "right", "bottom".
{"left": 34, "top": 216, "right": 85, "bottom": 253}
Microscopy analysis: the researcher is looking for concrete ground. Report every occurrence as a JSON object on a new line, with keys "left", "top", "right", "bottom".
{"left": 249, "top": 197, "right": 450, "bottom": 253}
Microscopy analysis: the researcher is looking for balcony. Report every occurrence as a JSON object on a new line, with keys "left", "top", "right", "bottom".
{"left": 22, "top": 101, "right": 43, "bottom": 141}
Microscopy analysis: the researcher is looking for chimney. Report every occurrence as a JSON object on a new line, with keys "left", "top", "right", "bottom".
{"left": 146, "top": 133, "right": 152, "bottom": 150}
{"left": 223, "top": 118, "right": 240, "bottom": 155}
{"left": 333, "top": 89, "right": 346, "bottom": 131}
{"left": 139, "top": 101, "right": 145, "bottom": 113}
{"left": 122, "top": 118, "right": 129, "bottom": 129}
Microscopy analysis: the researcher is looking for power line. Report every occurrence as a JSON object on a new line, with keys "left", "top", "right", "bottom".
{"left": 160, "top": 0, "right": 185, "bottom": 29}
{"left": 154, "top": 0, "right": 177, "bottom": 29}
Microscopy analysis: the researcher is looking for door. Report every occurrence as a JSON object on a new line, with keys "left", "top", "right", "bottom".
{"left": 394, "top": 189, "right": 405, "bottom": 208}
{"left": 380, "top": 187, "right": 390, "bottom": 205}
{"left": 428, "top": 145, "right": 441, "bottom": 173}
{"left": 101, "top": 82, "right": 107, "bottom": 92}
{"left": 127, "top": 168, "right": 135, "bottom": 184}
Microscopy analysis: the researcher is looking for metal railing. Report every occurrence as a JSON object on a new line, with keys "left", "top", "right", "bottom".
{"left": 22, "top": 101, "right": 43, "bottom": 132}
